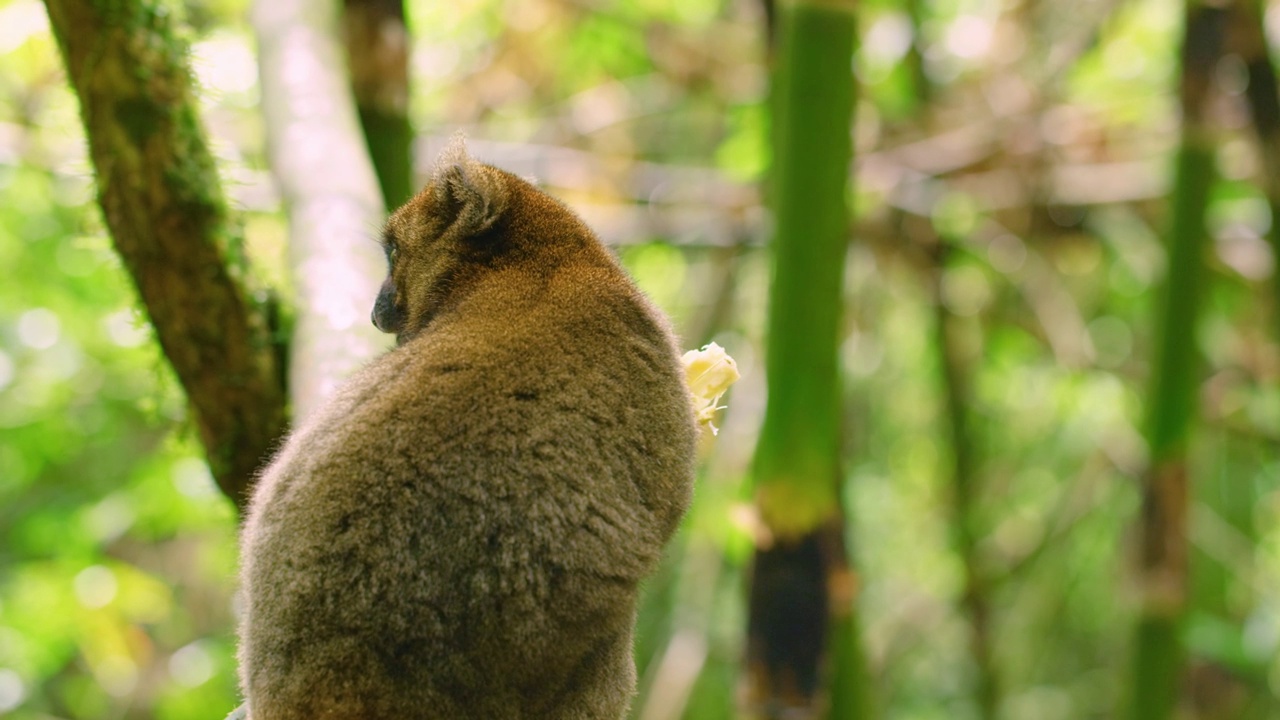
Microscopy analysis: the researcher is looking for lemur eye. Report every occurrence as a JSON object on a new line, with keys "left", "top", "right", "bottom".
{"left": 383, "top": 232, "right": 399, "bottom": 264}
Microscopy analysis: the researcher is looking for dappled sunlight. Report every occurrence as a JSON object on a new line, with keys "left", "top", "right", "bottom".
{"left": 0, "top": 0, "right": 46, "bottom": 54}
{"left": 6, "top": 0, "right": 1280, "bottom": 715}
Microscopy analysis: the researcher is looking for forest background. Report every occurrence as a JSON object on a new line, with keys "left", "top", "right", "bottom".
{"left": 3, "top": 0, "right": 1280, "bottom": 718}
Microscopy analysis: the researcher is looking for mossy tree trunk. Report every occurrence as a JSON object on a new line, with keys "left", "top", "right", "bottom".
{"left": 45, "top": 0, "right": 393, "bottom": 509}
{"left": 1125, "top": 3, "right": 1224, "bottom": 718}
{"left": 42, "top": 0, "right": 289, "bottom": 513}
{"left": 342, "top": 0, "right": 414, "bottom": 210}
{"left": 747, "top": 1, "right": 870, "bottom": 717}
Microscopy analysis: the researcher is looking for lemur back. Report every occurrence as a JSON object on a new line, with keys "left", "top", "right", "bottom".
{"left": 237, "top": 141, "right": 697, "bottom": 719}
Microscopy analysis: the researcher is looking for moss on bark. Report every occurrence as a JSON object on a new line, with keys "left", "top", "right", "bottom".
{"left": 44, "top": 0, "right": 289, "bottom": 512}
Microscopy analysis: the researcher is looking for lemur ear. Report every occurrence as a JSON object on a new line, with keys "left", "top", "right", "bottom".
{"left": 431, "top": 134, "right": 508, "bottom": 237}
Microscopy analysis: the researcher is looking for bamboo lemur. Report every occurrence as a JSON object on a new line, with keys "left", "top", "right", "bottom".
{"left": 236, "top": 138, "right": 697, "bottom": 719}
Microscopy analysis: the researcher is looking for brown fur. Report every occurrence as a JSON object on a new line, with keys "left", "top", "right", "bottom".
{"left": 236, "top": 140, "right": 697, "bottom": 719}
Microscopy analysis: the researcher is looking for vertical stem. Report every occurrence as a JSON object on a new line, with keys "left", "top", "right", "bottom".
{"left": 747, "top": 0, "right": 869, "bottom": 716}
{"left": 1126, "top": 4, "right": 1223, "bottom": 719}
{"left": 904, "top": 0, "right": 932, "bottom": 107}
{"left": 826, "top": 533, "right": 873, "bottom": 720}
{"left": 1232, "top": 0, "right": 1280, "bottom": 333}
{"left": 342, "top": 0, "right": 414, "bottom": 210}
{"left": 759, "top": 0, "right": 779, "bottom": 60}
{"left": 931, "top": 242, "right": 998, "bottom": 720}
{"left": 753, "top": 0, "right": 855, "bottom": 536}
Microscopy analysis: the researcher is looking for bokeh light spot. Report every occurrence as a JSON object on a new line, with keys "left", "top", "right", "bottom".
{"left": 941, "top": 265, "right": 993, "bottom": 317}
{"left": 173, "top": 457, "right": 218, "bottom": 499}
{"left": 0, "top": 351, "right": 13, "bottom": 391}
{"left": 864, "top": 13, "right": 913, "bottom": 66}
{"left": 193, "top": 34, "right": 259, "bottom": 97}
{"left": 0, "top": 669, "right": 24, "bottom": 712}
{"left": 95, "top": 655, "right": 137, "bottom": 697}
{"left": 945, "top": 16, "right": 993, "bottom": 60}
{"left": 103, "top": 309, "right": 150, "bottom": 348}
{"left": 0, "top": 1, "right": 48, "bottom": 54}
{"left": 169, "top": 641, "right": 214, "bottom": 688}
{"left": 84, "top": 495, "right": 137, "bottom": 543}
{"left": 16, "top": 308, "right": 60, "bottom": 349}
{"left": 73, "top": 565, "right": 117, "bottom": 609}
{"left": 1088, "top": 316, "right": 1133, "bottom": 369}
{"left": 987, "top": 234, "right": 1027, "bottom": 274}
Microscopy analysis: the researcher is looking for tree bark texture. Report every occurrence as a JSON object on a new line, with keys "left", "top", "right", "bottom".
{"left": 43, "top": 0, "right": 289, "bottom": 513}
{"left": 253, "top": 0, "right": 390, "bottom": 421}
{"left": 342, "top": 0, "right": 414, "bottom": 210}
{"left": 1126, "top": 4, "right": 1224, "bottom": 719}
{"left": 747, "top": 1, "right": 870, "bottom": 716}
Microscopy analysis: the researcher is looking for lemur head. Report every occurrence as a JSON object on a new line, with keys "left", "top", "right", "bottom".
{"left": 374, "top": 136, "right": 590, "bottom": 345}
{"left": 372, "top": 136, "right": 513, "bottom": 343}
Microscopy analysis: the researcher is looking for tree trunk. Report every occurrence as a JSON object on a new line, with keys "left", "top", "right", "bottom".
{"left": 747, "top": 1, "right": 870, "bottom": 717}
{"left": 342, "top": 0, "right": 414, "bottom": 210}
{"left": 42, "top": 0, "right": 289, "bottom": 513}
{"left": 1232, "top": 0, "right": 1280, "bottom": 331}
{"left": 1126, "top": 4, "right": 1224, "bottom": 719}
{"left": 252, "top": 0, "right": 390, "bottom": 420}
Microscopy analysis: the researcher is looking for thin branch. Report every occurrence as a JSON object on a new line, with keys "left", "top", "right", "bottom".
{"left": 930, "top": 237, "right": 999, "bottom": 720}
{"left": 1126, "top": 4, "right": 1226, "bottom": 718}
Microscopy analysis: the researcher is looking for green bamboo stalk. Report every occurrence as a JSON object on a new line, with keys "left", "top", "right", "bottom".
{"left": 826, "top": 596, "right": 873, "bottom": 720}
{"left": 1125, "top": 4, "right": 1223, "bottom": 718}
{"left": 747, "top": 0, "right": 870, "bottom": 716}
{"left": 754, "top": 0, "right": 855, "bottom": 538}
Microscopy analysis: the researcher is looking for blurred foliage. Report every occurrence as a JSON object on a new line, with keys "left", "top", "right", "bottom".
{"left": 3, "top": 0, "right": 1280, "bottom": 717}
